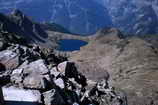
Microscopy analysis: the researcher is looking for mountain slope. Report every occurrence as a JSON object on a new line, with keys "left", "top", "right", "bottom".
{"left": 0, "top": 0, "right": 158, "bottom": 35}
{"left": 69, "top": 28, "right": 158, "bottom": 105}
{"left": 102, "top": 0, "right": 158, "bottom": 35}
{"left": 0, "top": 0, "right": 112, "bottom": 35}
{"left": 0, "top": 9, "right": 55, "bottom": 48}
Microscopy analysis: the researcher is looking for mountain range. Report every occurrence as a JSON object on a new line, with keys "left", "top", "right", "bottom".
{"left": 0, "top": 0, "right": 158, "bottom": 35}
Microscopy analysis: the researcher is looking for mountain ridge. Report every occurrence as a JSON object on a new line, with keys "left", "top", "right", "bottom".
{"left": 0, "top": 0, "right": 158, "bottom": 35}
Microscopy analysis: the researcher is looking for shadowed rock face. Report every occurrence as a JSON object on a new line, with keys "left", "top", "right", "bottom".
{"left": 0, "top": 9, "right": 55, "bottom": 48}
{"left": 70, "top": 28, "right": 158, "bottom": 105}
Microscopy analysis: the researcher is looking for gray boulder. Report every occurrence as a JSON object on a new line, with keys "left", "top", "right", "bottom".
{"left": 23, "top": 74, "right": 49, "bottom": 90}
{"left": 57, "top": 61, "right": 80, "bottom": 78}
{"left": 57, "top": 61, "right": 67, "bottom": 75}
{"left": 11, "top": 68, "right": 23, "bottom": 86}
{"left": 50, "top": 67, "right": 60, "bottom": 78}
{"left": 11, "top": 59, "right": 51, "bottom": 90}
{"left": 54, "top": 78, "right": 65, "bottom": 89}
{"left": 57, "top": 61, "right": 87, "bottom": 87}
{"left": 0, "top": 50, "right": 19, "bottom": 70}
{"left": 21, "top": 59, "right": 49, "bottom": 75}
{"left": 2, "top": 86, "right": 42, "bottom": 103}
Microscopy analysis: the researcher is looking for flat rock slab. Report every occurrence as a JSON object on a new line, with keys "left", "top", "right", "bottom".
{"left": 2, "top": 87, "right": 41, "bottom": 103}
{"left": 0, "top": 50, "right": 19, "bottom": 70}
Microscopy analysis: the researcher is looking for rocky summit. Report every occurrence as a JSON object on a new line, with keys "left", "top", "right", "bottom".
{"left": 0, "top": 12, "right": 127, "bottom": 105}
{"left": 0, "top": 31, "right": 127, "bottom": 105}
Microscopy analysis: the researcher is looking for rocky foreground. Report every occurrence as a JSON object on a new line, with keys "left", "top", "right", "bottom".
{"left": 0, "top": 30, "right": 127, "bottom": 105}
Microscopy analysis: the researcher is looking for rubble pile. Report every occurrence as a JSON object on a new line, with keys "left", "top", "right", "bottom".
{"left": 0, "top": 32, "right": 127, "bottom": 105}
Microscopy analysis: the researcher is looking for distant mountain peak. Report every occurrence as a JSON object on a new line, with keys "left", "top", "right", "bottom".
{"left": 0, "top": 11, "right": 54, "bottom": 48}
{"left": 11, "top": 9, "right": 24, "bottom": 18}
{"left": 0, "top": 0, "right": 158, "bottom": 35}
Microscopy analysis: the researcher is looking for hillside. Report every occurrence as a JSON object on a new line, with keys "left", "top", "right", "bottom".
{"left": 70, "top": 28, "right": 158, "bottom": 105}
{"left": 1, "top": 0, "right": 158, "bottom": 35}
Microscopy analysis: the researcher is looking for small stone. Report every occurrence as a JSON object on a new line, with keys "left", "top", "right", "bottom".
{"left": 50, "top": 67, "right": 60, "bottom": 77}
{"left": 54, "top": 78, "right": 65, "bottom": 89}
{"left": 73, "top": 102, "right": 79, "bottom": 105}
{"left": 23, "top": 74, "right": 48, "bottom": 90}
{"left": 12, "top": 68, "right": 23, "bottom": 75}
{"left": 57, "top": 61, "right": 67, "bottom": 74}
